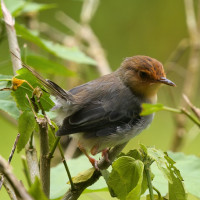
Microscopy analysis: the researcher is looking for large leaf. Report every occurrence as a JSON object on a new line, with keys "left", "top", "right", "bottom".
{"left": 12, "top": 68, "right": 54, "bottom": 112}
{"left": 169, "top": 169, "right": 187, "bottom": 200}
{"left": 107, "top": 156, "right": 144, "bottom": 200}
{"left": 168, "top": 152, "right": 200, "bottom": 199}
{"left": 0, "top": 95, "right": 20, "bottom": 119}
{"left": 15, "top": 23, "right": 96, "bottom": 65}
{"left": 17, "top": 111, "right": 36, "bottom": 152}
{"left": 152, "top": 152, "right": 200, "bottom": 199}
{"left": 26, "top": 54, "right": 75, "bottom": 76}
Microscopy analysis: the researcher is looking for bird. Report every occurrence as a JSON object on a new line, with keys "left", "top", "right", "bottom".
{"left": 21, "top": 55, "right": 175, "bottom": 169}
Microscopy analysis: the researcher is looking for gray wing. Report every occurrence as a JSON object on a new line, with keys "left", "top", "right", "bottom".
{"left": 56, "top": 76, "right": 142, "bottom": 137}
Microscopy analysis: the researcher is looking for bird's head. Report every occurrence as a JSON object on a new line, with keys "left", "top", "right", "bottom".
{"left": 118, "top": 56, "right": 175, "bottom": 100}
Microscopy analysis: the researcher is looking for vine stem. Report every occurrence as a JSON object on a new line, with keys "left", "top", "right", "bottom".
{"left": 48, "top": 133, "right": 75, "bottom": 191}
{"left": 163, "top": 106, "right": 200, "bottom": 127}
{"left": 144, "top": 164, "right": 154, "bottom": 200}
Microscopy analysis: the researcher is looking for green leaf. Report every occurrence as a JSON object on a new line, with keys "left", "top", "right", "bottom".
{"left": 145, "top": 146, "right": 173, "bottom": 183}
{"left": 29, "top": 177, "right": 48, "bottom": 200}
{"left": 0, "top": 74, "right": 12, "bottom": 89}
{"left": 0, "top": 0, "right": 55, "bottom": 17}
{"left": 15, "top": 23, "right": 96, "bottom": 65}
{"left": 0, "top": 99, "right": 20, "bottom": 119}
{"left": 169, "top": 169, "right": 187, "bottom": 200}
{"left": 141, "top": 103, "right": 164, "bottom": 116}
{"left": 107, "top": 156, "right": 144, "bottom": 200}
{"left": 151, "top": 152, "right": 200, "bottom": 198}
{"left": 17, "top": 111, "right": 36, "bottom": 152}
{"left": 0, "top": 91, "right": 20, "bottom": 119}
{"left": 168, "top": 152, "right": 200, "bottom": 199}
{"left": 26, "top": 54, "right": 76, "bottom": 76}
{"left": 12, "top": 68, "right": 54, "bottom": 111}
{"left": 0, "top": 0, "right": 25, "bottom": 17}
{"left": 20, "top": 2, "right": 56, "bottom": 14}
{"left": 41, "top": 39, "right": 96, "bottom": 65}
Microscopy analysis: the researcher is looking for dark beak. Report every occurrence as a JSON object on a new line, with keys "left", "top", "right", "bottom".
{"left": 158, "top": 77, "right": 176, "bottom": 86}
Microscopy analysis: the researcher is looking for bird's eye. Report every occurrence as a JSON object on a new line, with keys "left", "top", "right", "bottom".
{"left": 139, "top": 71, "right": 149, "bottom": 79}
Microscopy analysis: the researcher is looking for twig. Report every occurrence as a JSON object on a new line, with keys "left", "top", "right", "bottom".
{"left": 48, "top": 137, "right": 60, "bottom": 159}
{"left": 180, "top": 108, "right": 200, "bottom": 127}
{"left": 56, "top": 11, "right": 112, "bottom": 76}
{"left": 1, "top": 0, "right": 22, "bottom": 74}
{"left": 171, "top": 0, "right": 200, "bottom": 151}
{"left": 62, "top": 143, "right": 127, "bottom": 200}
{"left": 183, "top": 94, "right": 200, "bottom": 120}
{"left": 0, "top": 133, "right": 20, "bottom": 190}
{"left": 48, "top": 129, "right": 75, "bottom": 191}
{"left": 58, "top": 142, "right": 75, "bottom": 191}
{"left": 8, "top": 134, "right": 20, "bottom": 164}
{"left": 163, "top": 106, "right": 200, "bottom": 127}
{"left": 80, "top": 0, "right": 100, "bottom": 24}
{"left": 1, "top": 176, "right": 17, "bottom": 200}
{"left": 0, "top": 156, "right": 33, "bottom": 200}
{"left": 144, "top": 164, "right": 155, "bottom": 200}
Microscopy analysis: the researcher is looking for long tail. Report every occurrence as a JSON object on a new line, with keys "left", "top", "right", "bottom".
{"left": 11, "top": 52, "right": 74, "bottom": 101}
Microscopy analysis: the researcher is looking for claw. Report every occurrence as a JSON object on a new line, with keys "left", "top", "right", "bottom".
{"left": 78, "top": 143, "right": 100, "bottom": 170}
{"left": 102, "top": 148, "right": 110, "bottom": 163}
{"left": 88, "top": 156, "right": 99, "bottom": 171}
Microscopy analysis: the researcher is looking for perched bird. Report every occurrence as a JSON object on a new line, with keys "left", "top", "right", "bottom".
{"left": 22, "top": 55, "right": 175, "bottom": 169}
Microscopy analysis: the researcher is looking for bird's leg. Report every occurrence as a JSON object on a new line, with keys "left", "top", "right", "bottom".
{"left": 102, "top": 148, "right": 111, "bottom": 163}
{"left": 78, "top": 143, "right": 99, "bottom": 170}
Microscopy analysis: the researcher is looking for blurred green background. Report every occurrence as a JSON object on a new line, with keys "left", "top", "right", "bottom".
{"left": 0, "top": 0, "right": 200, "bottom": 199}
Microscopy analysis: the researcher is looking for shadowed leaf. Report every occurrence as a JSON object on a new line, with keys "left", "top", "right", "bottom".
{"left": 12, "top": 68, "right": 54, "bottom": 111}
{"left": 26, "top": 54, "right": 76, "bottom": 76}
{"left": 15, "top": 23, "right": 96, "bottom": 65}
{"left": 17, "top": 111, "right": 36, "bottom": 152}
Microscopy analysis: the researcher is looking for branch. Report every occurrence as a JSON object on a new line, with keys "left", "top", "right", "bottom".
{"left": 56, "top": 11, "right": 112, "bottom": 76}
{"left": 1, "top": 0, "right": 22, "bottom": 74}
{"left": 1, "top": 177, "right": 17, "bottom": 200}
{"left": 0, "top": 156, "right": 33, "bottom": 200}
{"left": 62, "top": 143, "right": 127, "bottom": 200}
{"left": 171, "top": 0, "right": 200, "bottom": 151}
{"left": 37, "top": 117, "right": 50, "bottom": 198}
{"left": 183, "top": 94, "right": 200, "bottom": 120}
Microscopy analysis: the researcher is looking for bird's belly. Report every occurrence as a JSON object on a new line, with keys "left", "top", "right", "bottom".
{"left": 70, "top": 114, "right": 154, "bottom": 154}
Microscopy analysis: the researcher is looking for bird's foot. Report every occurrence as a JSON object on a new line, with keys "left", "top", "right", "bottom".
{"left": 88, "top": 156, "right": 99, "bottom": 171}
{"left": 102, "top": 148, "right": 111, "bottom": 164}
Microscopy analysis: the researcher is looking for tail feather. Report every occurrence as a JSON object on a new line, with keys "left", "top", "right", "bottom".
{"left": 11, "top": 52, "right": 74, "bottom": 101}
